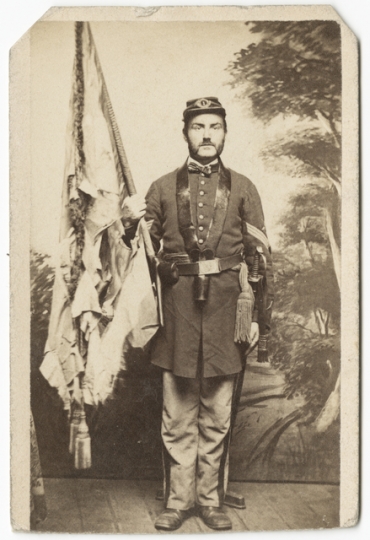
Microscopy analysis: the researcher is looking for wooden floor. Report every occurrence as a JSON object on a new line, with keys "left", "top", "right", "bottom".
{"left": 36, "top": 478, "right": 339, "bottom": 533}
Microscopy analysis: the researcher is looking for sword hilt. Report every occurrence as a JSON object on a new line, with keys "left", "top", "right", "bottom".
{"left": 249, "top": 246, "right": 263, "bottom": 283}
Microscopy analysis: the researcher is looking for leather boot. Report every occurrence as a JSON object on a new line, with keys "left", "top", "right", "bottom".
{"left": 154, "top": 508, "right": 187, "bottom": 531}
{"left": 198, "top": 506, "right": 232, "bottom": 530}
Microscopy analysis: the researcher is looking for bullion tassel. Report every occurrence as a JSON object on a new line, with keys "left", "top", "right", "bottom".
{"left": 69, "top": 402, "right": 81, "bottom": 455}
{"left": 234, "top": 262, "right": 254, "bottom": 344}
{"left": 74, "top": 395, "right": 91, "bottom": 470}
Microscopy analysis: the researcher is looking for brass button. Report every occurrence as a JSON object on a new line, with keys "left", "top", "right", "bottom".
{"left": 199, "top": 190, "right": 205, "bottom": 196}
{"left": 199, "top": 226, "right": 204, "bottom": 231}
{"left": 199, "top": 238, "right": 204, "bottom": 244}
{"left": 200, "top": 180, "right": 205, "bottom": 185}
{"left": 198, "top": 202, "right": 204, "bottom": 207}
{"left": 199, "top": 214, "right": 204, "bottom": 220}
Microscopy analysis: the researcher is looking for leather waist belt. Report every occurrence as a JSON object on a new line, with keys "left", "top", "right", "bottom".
{"left": 175, "top": 253, "right": 243, "bottom": 276}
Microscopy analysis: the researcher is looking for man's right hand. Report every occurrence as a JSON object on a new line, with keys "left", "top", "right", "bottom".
{"left": 121, "top": 194, "right": 147, "bottom": 228}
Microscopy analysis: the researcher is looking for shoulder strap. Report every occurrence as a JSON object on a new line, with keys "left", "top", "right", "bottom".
{"left": 176, "top": 162, "right": 199, "bottom": 254}
{"left": 204, "top": 160, "right": 231, "bottom": 252}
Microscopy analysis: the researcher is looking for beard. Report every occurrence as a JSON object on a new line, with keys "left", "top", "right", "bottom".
{"left": 187, "top": 139, "right": 225, "bottom": 162}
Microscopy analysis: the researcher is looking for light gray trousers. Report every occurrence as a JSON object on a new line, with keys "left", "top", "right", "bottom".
{"left": 161, "top": 370, "right": 237, "bottom": 510}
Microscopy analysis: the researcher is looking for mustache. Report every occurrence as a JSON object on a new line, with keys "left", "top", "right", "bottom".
{"left": 200, "top": 141, "right": 215, "bottom": 147}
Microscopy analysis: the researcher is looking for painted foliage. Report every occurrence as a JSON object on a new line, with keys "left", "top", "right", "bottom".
{"left": 228, "top": 21, "right": 341, "bottom": 482}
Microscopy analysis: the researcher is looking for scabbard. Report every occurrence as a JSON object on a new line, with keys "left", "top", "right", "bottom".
{"left": 248, "top": 248, "right": 269, "bottom": 362}
{"left": 256, "top": 278, "right": 269, "bottom": 362}
{"left": 154, "top": 259, "right": 164, "bottom": 327}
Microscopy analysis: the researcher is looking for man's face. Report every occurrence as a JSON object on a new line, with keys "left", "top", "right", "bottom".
{"left": 184, "top": 113, "right": 226, "bottom": 163}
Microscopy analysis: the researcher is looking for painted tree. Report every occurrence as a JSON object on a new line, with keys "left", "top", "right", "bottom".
{"left": 227, "top": 21, "right": 342, "bottom": 431}
{"left": 262, "top": 129, "right": 341, "bottom": 286}
{"left": 278, "top": 182, "right": 340, "bottom": 336}
{"left": 269, "top": 245, "right": 340, "bottom": 425}
{"left": 31, "top": 251, "right": 55, "bottom": 368}
{"left": 228, "top": 21, "right": 341, "bottom": 289}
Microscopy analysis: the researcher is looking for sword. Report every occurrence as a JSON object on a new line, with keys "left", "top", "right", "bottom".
{"left": 249, "top": 246, "right": 269, "bottom": 362}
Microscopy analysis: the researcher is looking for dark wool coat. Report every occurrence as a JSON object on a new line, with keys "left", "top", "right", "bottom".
{"left": 145, "top": 161, "right": 274, "bottom": 378}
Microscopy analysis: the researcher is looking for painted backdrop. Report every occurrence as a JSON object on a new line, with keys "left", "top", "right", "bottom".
{"left": 31, "top": 20, "right": 341, "bottom": 484}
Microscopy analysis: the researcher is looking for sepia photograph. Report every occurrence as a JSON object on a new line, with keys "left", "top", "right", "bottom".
{"left": 9, "top": 5, "right": 359, "bottom": 534}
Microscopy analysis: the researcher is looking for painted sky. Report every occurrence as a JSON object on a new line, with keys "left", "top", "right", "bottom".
{"left": 30, "top": 21, "right": 303, "bottom": 259}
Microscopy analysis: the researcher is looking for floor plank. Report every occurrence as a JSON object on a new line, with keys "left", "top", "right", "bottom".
{"left": 74, "top": 479, "right": 117, "bottom": 533}
{"left": 324, "top": 484, "right": 341, "bottom": 500}
{"left": 137, "top": 479, "right": 204, "bottom": 534}
{"left": 233, "top": 482, "right": 290, "bottom": 531}
{"left": 192, "top": 514, "right": 212, "bottom": 534}
{"left": 36, "top": 478, "right": 82, "bottom": 533}
{"left": 289, "top": 483, "right": 340, "bottom": 529}
{"left": 36, "top": 479, "right": 340, "bottom": 534}
{"left": 258, "top": 483, "right": 335, "bottom": 530}
{"left": 104, "top": 479, "right": 156, "bottom": 533}
{"left": 223, "top": 506, "right": 250, "bottom": 532}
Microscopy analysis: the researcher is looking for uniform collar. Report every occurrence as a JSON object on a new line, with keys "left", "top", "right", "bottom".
{"left": 187, "top": 156, "right": 219, "bottom": 169}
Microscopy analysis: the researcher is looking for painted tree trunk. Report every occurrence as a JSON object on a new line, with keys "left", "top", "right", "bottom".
{"left": 313, "top": 375, "right": 341, "bottom": 433}
{"left": 324, "top": 207, "right": 341, "bottom": 292}
{"left": 311, "top": 208, "right": 341, "bottom": 434}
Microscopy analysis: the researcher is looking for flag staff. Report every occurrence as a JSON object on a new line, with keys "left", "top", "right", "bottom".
{"left": 102, "top": 78, "right": 157, "bottom": 260}
{"left": 84, "top": 22, "right": 156, "bottom": 263}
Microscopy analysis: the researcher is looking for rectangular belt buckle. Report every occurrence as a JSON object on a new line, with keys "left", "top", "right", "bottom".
{"left": 198, "top": 259, "right": 220, "bottom": 275}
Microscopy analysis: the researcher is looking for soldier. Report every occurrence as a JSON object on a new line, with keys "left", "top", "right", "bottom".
{"left": 145, "top": 97, "right": 274, "bottom": 531}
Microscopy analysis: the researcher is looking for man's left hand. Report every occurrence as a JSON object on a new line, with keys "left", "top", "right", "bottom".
{"left": 121, "top": 194, "right": 146, "bottom": 228}
{"left": 245, "top": 322, "right": 259, "bottom": 356}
